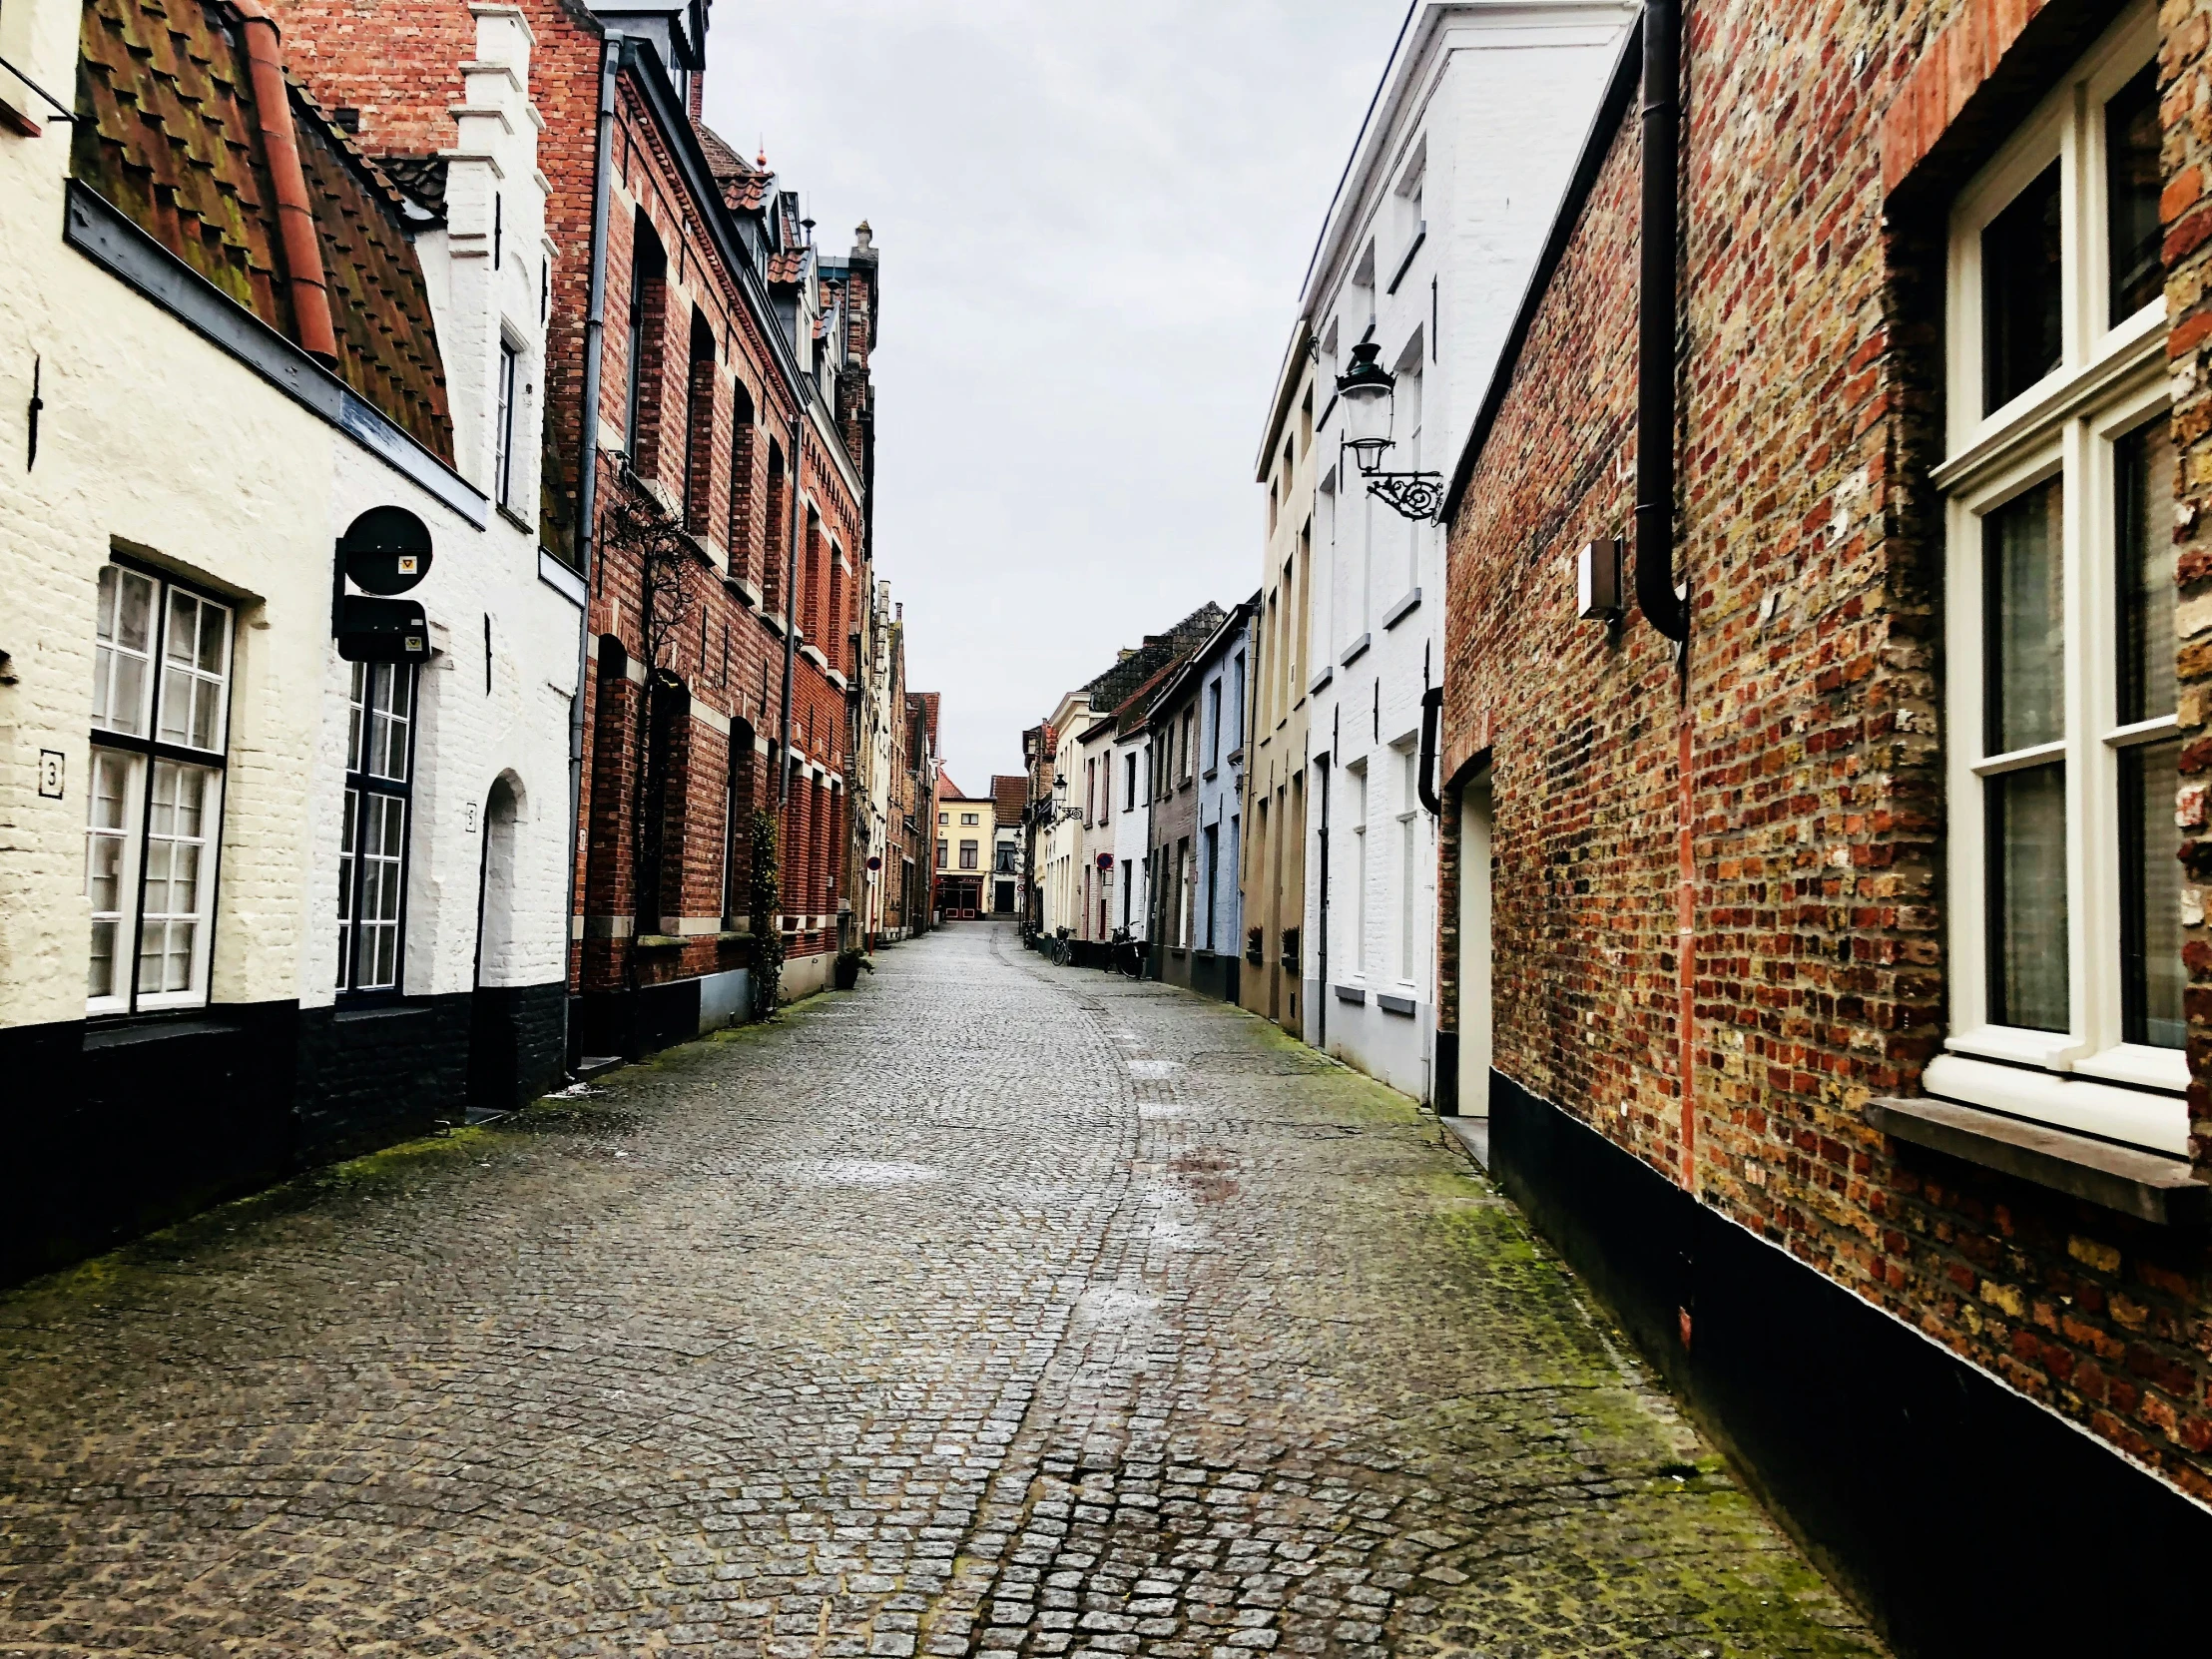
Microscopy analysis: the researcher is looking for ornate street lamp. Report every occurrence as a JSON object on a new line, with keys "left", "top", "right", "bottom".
{"left": 1335, "top": 340, "right": 1443, "bottom": 522}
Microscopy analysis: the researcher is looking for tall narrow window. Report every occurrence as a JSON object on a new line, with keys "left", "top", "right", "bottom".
{"left": 1350, "top": 762, "right": 1369, "bottom": 974}
{"left": 1399, "top": 369, "right": 1422, "bottom": 589}
{"left": 1207, "top": 681, "right": 1222, "bottom": 770}
{"left": 624, "top": 214, "right": 669, "bottom": 470}
{"left": 2117, "top": 417, "right": 2182, "bottom": 1047}
{"left": 729, "top": 383, "right": 759, "bottom": 588}
{"left": 1939, "top": 15, "right": 2183, "bottom": 1154}
{"left": 337, "top": 662, "right": 417, "bottom": 994}
{"left": 1398, "top": 748, "right": 1419, "bottom": 981}
{"left": 87, "top": 563, "right": 234, "bottom": 1013}
{"left": 1982, "top": 480, "right": 2068, "bottom": 1032}
{"left": 683, "top": 308, "right": 717, "bottom": 535}
{"left": 1982, "top": 163, "right": 2062, "bottom": 413}
{"left": 1203, "top": 824, "right": 1219, "bottom": 951}
{"left": 2107, "top": 63, "right": 2164, "bottom": 324}
{"left": 494, "top": 338, "right": 519, "bottom": 508}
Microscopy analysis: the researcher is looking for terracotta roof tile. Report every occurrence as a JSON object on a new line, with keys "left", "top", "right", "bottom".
{"left": 768, "top": 249, "right": 804, "bottom": 284}
{"left": 72, "top": 0, "right": 452, "bottom": 459}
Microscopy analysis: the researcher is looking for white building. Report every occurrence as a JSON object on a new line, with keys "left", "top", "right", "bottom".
{"left": 1302, "top": 0, "right": 1634, "bottom": 1100}
{"left": 0, "top": 0, "right": 572, "bottom": 1274}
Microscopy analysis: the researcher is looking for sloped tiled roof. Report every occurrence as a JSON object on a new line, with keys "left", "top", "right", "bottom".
{"left": 768, "top": 248, "right": 805, "bottom": 284}
{"left": 1082, "top": 601, "right": 1228, "bottom": 712}
{"left": 935, "top": 770, "right": 966, "bottom": 802}
{"left": 991, "top": 776, "right": 1026, "bottom": 825}
{"left": 695, "top": 120, "right": 770, "bottom": 213}
{"left": 378, "top": 153, "right": 448, "bottom": 217}
{"left": 74, "top": 0, "right": 296, "bottom": 334}
{"left": 73, "top": 0, "right": 452, "bottom": 459}
{"left": 292, "top": 114, "right": 452, "bottom": 457}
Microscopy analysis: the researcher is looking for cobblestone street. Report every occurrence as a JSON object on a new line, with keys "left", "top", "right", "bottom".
{"left": 0, "top": 924, "right": 1883, "bottom": 1657}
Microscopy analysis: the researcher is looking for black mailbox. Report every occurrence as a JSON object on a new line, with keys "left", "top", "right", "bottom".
{"left": 337, "top": 595, "right": 431, "bottom": 663}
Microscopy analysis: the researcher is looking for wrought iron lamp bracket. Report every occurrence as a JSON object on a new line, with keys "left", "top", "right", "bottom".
{"left": 1364, "top": 470, "right": 1444, "bottom": 522}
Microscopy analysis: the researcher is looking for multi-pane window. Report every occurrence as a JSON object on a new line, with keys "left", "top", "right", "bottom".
{"left": 495, "top": 338, "right": 519, "bottom": 507}
{"left": 1350, "top": 761, "right": 1369, "bottom": 974}
{"left": 959, "top": 840, "right": 978, "bottom": 870}
{"left": 337, "top": 662, "right": 417, "bottom": 994}
{"left": 1397, "top": 747, "right": 1418, "bottom": 981}
{"left": 936, "top": 838, "right": 947, "bottom": 869}
{"left": 86, "top": 563, "right": 234, "bottom": 1013}
{"left": 1937, "top": 7, "right": 2182, "bottom": 1151}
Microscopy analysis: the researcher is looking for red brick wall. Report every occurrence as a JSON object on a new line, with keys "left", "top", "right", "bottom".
{"left": 1442, "top": 0, "right": 2212, "bottom": 1500}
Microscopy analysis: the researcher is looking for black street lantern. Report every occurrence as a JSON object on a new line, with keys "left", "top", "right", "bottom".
{"left": 1337, "top": 340, "right": 1396, "bottom": 464}
{"left": 1334, "top": 338, "right": 1444, "bottom": 521}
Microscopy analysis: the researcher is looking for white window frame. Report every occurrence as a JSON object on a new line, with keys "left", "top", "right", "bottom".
{"left": 1396, "top": 742, "right": 1419, "bottom": 984}
{"left": 86, "top": 562, "right": 235, "bottom": 1016}
{"left": 1932, "top": 3, "right": 2186, "bottom": 1152}
{"left": 1349, "top": 759, "right": 1369, "bottom": 977}
{"left": 494, "top": 334, "right": 521, "bottom": 508}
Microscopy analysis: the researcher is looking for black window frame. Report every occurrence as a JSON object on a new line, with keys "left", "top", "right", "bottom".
{"left": 336, "top": 660, "right": 421, "bottom": 1002}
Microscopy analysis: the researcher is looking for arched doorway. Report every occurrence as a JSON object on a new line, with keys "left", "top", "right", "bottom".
{"left": 468, "top": 774, "right": 524, "bottom": 1117}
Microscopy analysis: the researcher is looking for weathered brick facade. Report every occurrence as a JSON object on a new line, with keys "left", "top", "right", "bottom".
{"left": 271, "top": 0, "right": 879, "bottom": 1032}
{"left": 1438, "top": 0, "right": 2212, "bottom": 1642}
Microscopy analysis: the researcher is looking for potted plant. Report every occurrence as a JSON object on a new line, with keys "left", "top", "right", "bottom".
{"left": 833, "top": 946, "right": 870, "bottom": 991}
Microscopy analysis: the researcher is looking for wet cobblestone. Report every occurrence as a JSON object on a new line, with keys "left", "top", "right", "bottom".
{"left": 0, "top": 924, "right": 1884, "bottom": 1656}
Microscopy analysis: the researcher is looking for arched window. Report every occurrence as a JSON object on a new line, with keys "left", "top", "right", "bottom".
{"left": 623, "top": 211, "right": 669, "bottom": 475}
{"left": 728, "top": 381, "right": 758, "bottom": 589}
{"left": 682, "top": 307, "right": 717, "bottom": 535}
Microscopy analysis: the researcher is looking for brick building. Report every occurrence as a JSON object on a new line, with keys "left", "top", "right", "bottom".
{"left": 1435, "top": 0, "right": 2212, "bottom": 1645}
{"left": 990, "top": 775, "right": 1026, "bottom": 915}
{"left": 266, "top": 0, "right": 880, "bottom": 1039}
{"left": 1145, "top": 600, "right": 1256, "bottom": 999}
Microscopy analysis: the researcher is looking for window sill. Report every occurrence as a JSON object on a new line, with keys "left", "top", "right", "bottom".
{"left": 723, "top": 573, "right": 762, "bottom": 609}
{"left": 1382, "top": 587, "right": 1422, "bottom": 631}
{"left": 1203, "top": 767, "right": 1219, "bottom": 782}
{"left": 1376, "top": 991, "right": 1416, "bottom": 1016}
{"left": 1334, "top": 984, "right": 1367, "bottom": 1005}
{"left": 1309, "top": 666, "right": 1334, "bottom": 696}
{"left": 1385, "top": 222, "right": 1426, "bottom": 295}
{"left": 1866, "top": 1096, "right": 2209, "bottom": 1227}
{"left": 761, "top": 610, "right": 789, "bottom": 640}
{"left": 1340, "top": 634, "right": 1371, "bottom": 668}
{"left": 496, "top": 502, "right": 535, "bottom": 535}
{"left": 333, "top": 1000, "right": 433, "bottom": 1023}
{"left": 83, "top": 1011, "right": 240, "bottom": 1050}
{"left": 1923, "top": 1053, "right": 2188, "bottom": 1157}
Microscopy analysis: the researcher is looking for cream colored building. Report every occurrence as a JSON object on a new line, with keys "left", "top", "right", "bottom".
{"left": 1037, "top": 689, "right": 1092, "bottom": 937}
{"left": 1242, "top": 324, "right": 1319, "bottom": 1036}
{"left": 0, "top": 0, "right": 576, "bottom": 1278}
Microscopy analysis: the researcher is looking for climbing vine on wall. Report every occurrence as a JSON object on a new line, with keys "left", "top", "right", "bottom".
{"left": 749, "top": 808, "right": 784, "bottom": 1020}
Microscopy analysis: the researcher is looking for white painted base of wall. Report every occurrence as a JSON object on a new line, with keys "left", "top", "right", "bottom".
{"left": 698, "top": 967, "right": 753, "bottom": 1034}
{"left": 1323, "top": 996, "right": 1431, "bottom": 1103}
{"left": 780, "top": 951, "right": 830, "bottom": 1002}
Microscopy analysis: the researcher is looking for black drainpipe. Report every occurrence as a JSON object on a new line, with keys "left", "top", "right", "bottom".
{"left": 559, "top": 32, "right": 618, "bottom": 1068}
{"left": 1635, "top": 0, "right": 1688, "bottom": 645}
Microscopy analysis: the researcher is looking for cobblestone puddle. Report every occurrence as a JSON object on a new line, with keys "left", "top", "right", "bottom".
{"left": 0, "top": 924, "right": 1885, "bottom": 1657}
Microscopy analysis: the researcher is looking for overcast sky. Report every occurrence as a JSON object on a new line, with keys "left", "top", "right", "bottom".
{"left": 708, "top": 0, "right": 1410, "bottom": 792}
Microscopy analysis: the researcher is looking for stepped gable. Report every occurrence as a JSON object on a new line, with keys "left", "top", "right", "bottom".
{"left": 71, "top": 0, "right": 452, "bottom": 458}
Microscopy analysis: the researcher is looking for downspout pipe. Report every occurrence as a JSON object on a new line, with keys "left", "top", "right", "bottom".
{"left": 1417, "top": 684, "right": 1442, "bottom": 818}
{"left": 232, "top": 0, "right": 336, "bottom": 364}
{"left": 1634, "top": 0, "right": 1687, "bottom": 644}
{"left": 559, "top": 33, "right": 618, "bottom": 1062}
